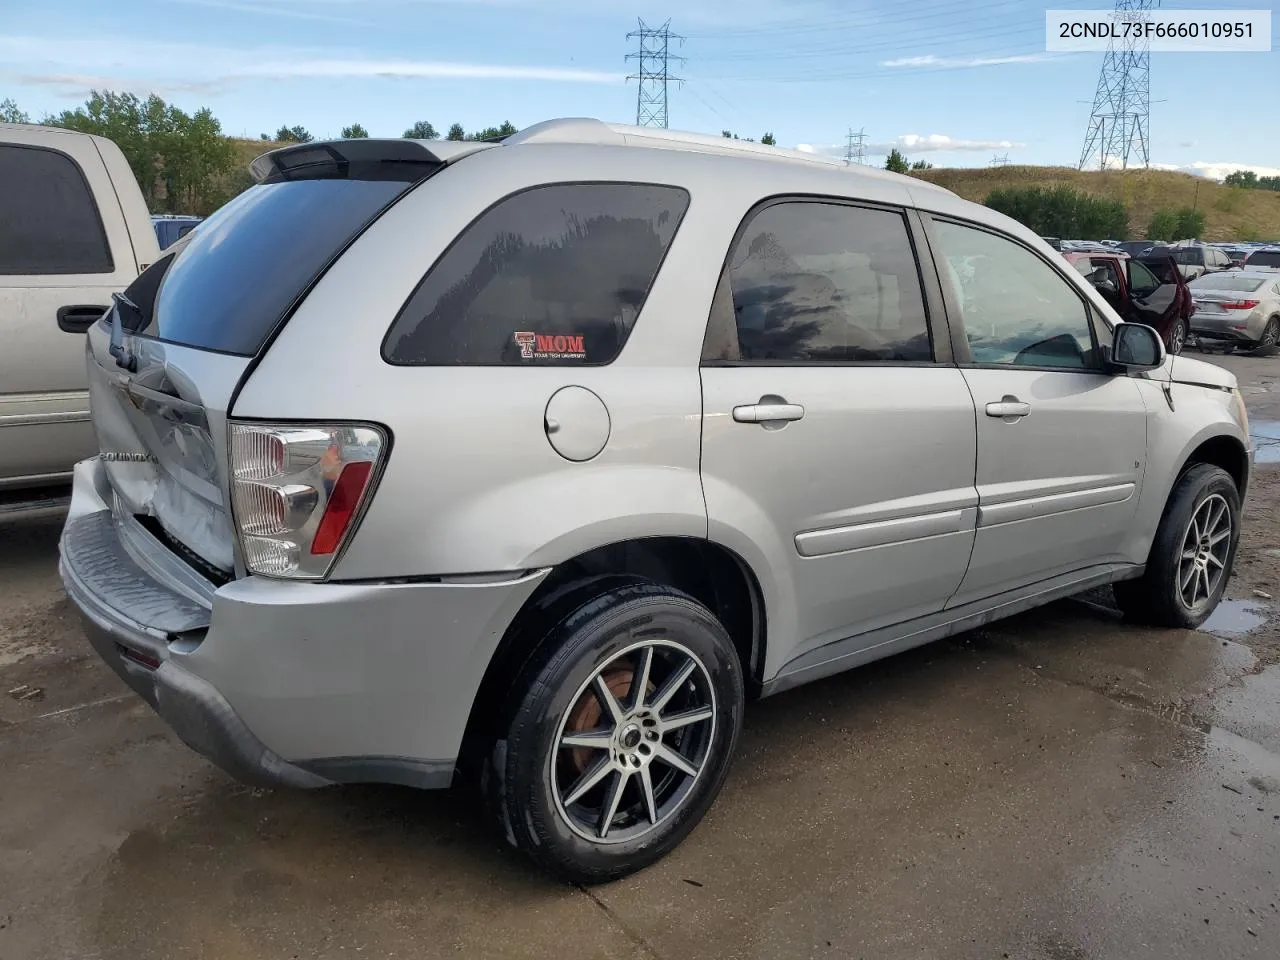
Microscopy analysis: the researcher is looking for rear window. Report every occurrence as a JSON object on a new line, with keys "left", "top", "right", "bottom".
{"left": 1190, "top": 274, "right": 1266, "bottom": 293}
{"left": 1245, "top": 250, "right": 1280, "bottom": 268}
{"left": 0, "top": 144, "right": 113, "bottom": 275}
{"left": 150, "top": 178, "right": 414, "bottom": 355}
{"left": 1173, "top": 248, "right": 1205, "bottom": 266}
{"left": 383, "top": 183, "right": 690, "bottom": 365}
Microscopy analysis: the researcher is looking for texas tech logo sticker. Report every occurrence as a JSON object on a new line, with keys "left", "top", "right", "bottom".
{"left": 513, "top": 331, "right": 586, "bottom": 360}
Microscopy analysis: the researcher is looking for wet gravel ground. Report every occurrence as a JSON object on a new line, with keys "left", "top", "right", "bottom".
{"left": 1, "top": 352, "right": 1278, "bottom": 960}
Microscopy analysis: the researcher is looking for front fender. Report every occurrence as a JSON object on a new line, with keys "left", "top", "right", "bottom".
{"left": 1125, "top": 379, "right": 1251, "bottom": 565}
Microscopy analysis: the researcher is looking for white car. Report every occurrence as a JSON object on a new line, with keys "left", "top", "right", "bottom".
{"left": 0, "top": 123, "right": 160, "bottom": 512}
{"left": 1189, "top": 270, "right": 1280, "bottom": 349}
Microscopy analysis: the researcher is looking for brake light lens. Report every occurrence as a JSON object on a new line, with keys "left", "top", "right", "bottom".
{"left": 229, "top": 422, "right": 386, "bottom": 579}
{"left": 1221, "top": 300, "right": 1259, "bottom": 310}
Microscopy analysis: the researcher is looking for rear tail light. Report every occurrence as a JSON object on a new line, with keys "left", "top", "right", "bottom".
{"left": 229, "top": 422, "right": 387, "bottom": 579}
{"left": 1221, "top": 300, "right": 1259, "bottom": 310}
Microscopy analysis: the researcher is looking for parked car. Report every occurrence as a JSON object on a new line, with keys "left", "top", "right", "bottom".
{"left": 1116, "top": 239, "right": 1155, "bottom": 257}
{"left": 1241, "top": 248, "right": 1280, "bottom": 271}
{"left": 1158, "top": 243, "right": 1233, "bottom": 281}
{"left": 0, "top": 123, "right": 160, "bottom": 510}
{"left": 1189, "top": 270, "right": 1280, "bottom": 350}
{"left": 59, "top": 121, "right": 1252, "bottom": 884}
{"left": 1064, "top": 249, "right": 1194, "bottom": 353}
{"left": 1222, "top": 248, "right": 1250, "bottom": 267}
{"left": 151, "top": 215, "right": 202, "bottom": 251}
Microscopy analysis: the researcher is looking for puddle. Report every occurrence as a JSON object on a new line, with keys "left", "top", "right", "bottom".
{"left": 1252, "top": 420, "right": 1280, "bottom": 464}
{"left": 1200, "top": 599, "right": 1267, "bottom": 638}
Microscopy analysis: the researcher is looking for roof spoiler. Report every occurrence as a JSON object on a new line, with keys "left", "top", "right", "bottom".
{"left": 250, "top": 138, "right": 494, "bottom": 184}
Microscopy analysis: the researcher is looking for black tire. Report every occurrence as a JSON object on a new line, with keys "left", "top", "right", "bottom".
{"left": 491, "top": 580, "right": 744, "bottom": 884}
{"left": 1168, "top": 318, "right": 1187, "bottom": 355}
{"left": 1114, "top": 464, "right": 1241, "bottom": 628}
{"left": 1258, "top": 316, "right": 1280, "bottom": 351}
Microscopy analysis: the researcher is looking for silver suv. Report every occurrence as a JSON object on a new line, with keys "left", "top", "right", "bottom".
{"left": 60, "top": 120, "right": 1253, "bottom": 883}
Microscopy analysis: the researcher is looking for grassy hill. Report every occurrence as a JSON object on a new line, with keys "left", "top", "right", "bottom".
{"left": 914, "top": 166, "right": 1280, "bottom": 243}
{"left": 224, "top": 141, "right": 1279, "bottom": 244}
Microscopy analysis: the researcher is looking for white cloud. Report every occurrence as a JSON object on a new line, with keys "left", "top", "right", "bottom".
{"left": 880, "top": 53, "right": 1056, "bottom": 69}
{"left": 1177, "top": 139, "right": 1197, "bottom": 148}
{"left": 0, "top": 33, "right": 621, "bottom": 97}
{"left": 1183, "top": 161, "right": 1280, "bottom": 181}
{"left": 173, "top": 0, "right": 374, "bottom": 25}
{"left": 883, "top": 133, "right": 1025, "bottom": 154}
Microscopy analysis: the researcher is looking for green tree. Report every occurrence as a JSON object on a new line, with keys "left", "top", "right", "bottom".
{"left": 403, "top": 120, "right": 438, "bottom": 139}
{"left": 1147, "top": 209, "right": 1179, "bottom": 241}
{"left": 985, "top": 186, "right": 1128, "bottom": 239}
{"left": 466, "top": 121, "right": 517, "bottom": 141}
{"left": 275, "top": 124, "right": 312, "bottom": 143}
{"left": 1, "top": 97, "right": 29, "bottom": 123}
{"left": 1223, "top": 170, "right": 1258, "bottom": 188}
{"left": 760, "top": 132, "right": 776, "bottom": 146}
{"left": 46, "top": 90, "right": 234, "bottom": 216}
{"left": 340, "top": 123, "right": 369, "bottom": 139}
{"left": 1174, "top": 207, "right": 1206, "bottom": 240}
{"left": 446, "top": 122, "right": 465, "bottom": 141}
{"left": 884, "top": 148, "right": 909, "bottom": 174}
{"left": 910, "top": 159, "right": 933, "bottom": 170}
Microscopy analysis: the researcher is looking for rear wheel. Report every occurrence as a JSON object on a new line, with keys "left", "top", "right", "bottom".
{"left": 1259, "top": 316, "right": 1280, "bottom": 350}
{"left": 1168, "top": 319, "right": 1187, "bottom": 355}
{"left": 492, "top": 581, "right": 743, "bottom": 884}
{"left": 1114, "top": 464, "right": 1240, "bottom": 628}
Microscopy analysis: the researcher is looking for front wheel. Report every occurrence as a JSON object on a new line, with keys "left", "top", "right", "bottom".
{"left": 1114, "top": 464, "right": 1240, "bottom": 628}
{"left": 493, "top": 582, "right": 744, "bottom": 884}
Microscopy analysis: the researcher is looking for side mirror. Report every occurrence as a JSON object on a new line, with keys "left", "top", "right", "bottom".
{"left": 1110, "top": 322, "right": 1165, "bottom": 371}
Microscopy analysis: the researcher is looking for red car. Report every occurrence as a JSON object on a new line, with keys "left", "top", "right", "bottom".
{"left": 1062, "top": 250, "right": 1194, "bottom": 354}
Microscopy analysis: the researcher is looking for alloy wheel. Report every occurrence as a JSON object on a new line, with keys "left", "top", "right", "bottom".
{"left": 1177, "top": 493, "right": 1232, "bottom": 610}
{"left": 1170, "top": 321, "right": 1186, "bottom": 355}
{"left": 551, "top": 639, "right": 717, "bottom": 844}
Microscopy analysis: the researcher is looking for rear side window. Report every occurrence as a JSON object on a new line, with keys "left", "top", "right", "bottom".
{"left": 149, "top": 178, "right": 414, "bottom": 355}
{"left": 702, "top": 201, "right": 932, "bottom": 363}
{"left": 0, "top": 144, "right": 112, "bottom": 275}
{"left": 383, "top": 183, "right": 690, "bottom": 365}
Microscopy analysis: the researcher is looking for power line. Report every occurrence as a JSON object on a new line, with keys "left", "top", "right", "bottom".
{"left": 626, "top": 19, "right": 684, "bottom": 129}
{"left": 1079, "top": 0, "right": 1154, "bottom": 170}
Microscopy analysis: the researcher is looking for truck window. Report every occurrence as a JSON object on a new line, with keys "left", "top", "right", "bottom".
{"left": 0, "top": 144, "right": 114, "bottom": 275}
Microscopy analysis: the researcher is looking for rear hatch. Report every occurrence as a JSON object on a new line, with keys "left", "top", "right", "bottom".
{"left": 85, "top": 140, "right": 464, "bottom": 577}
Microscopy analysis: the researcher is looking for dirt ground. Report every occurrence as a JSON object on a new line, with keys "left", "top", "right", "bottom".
{"left": 1, "top": 351, "right": 1278, "bottom": 960}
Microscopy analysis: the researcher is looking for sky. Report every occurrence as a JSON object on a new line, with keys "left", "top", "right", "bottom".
{"left": 1, "top": 0, "right": 1276, "bottom": 176}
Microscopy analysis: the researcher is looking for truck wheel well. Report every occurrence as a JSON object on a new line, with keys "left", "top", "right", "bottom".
{"left": 1179, "top": 435, "right": 1248, "bottom": 496}
{"left": 458, "top": 538, "right": 765, "bottom": 769}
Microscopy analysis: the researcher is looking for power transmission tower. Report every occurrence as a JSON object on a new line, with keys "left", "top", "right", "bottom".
{"left": 845, "top": 127, "right": 868, "bottom": 165}
{"left": 1078, "top": 0, "right": 1155, "bottom": 170}
{"left": 989, "top": 153, "right": 1009, "bottom": 167}
{"left": 626, "top": 19, "right": 684, "bottom": 128}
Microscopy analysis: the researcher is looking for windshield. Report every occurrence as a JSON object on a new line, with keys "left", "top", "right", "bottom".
{"left": 147, "top": 177, "right": 417, "bottom": 356}
{"left": 1190, "top": 274, "right": 1266, "bottom": 293}
{"left": 1245, "top": 250, "right": 1280, "bottom": 268}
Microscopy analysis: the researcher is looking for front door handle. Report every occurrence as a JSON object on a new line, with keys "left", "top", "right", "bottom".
{"left": 733, "top": 398, "right": 805, "bottom": 425}
{"left": 985, "top": 395, "right": 1031, "bottom": 421}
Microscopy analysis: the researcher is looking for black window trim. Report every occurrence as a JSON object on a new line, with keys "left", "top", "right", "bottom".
{"left": 0, "top": 142, "right": 115, "bottom": 277}
{"left": 699, "top": 193, "right": 953, "bottom": 369}
{"left": 917, "top": 211, "right": 1114, "bottom": 375}
{"left": 380, "top": 179, "right": 692, "bottom": 368}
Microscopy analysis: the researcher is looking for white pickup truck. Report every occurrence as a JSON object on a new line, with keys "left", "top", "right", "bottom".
{"left": 0, "top": 123, "right": 160, "bottom": 515}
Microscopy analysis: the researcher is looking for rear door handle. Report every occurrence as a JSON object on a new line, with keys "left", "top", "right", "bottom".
{"left": 57, "top": 304, "right": 109, "bottom": 333}
{"left": 733, "top": 401, "right": 805, "bottom": 424}
{"left": 985, "top": 395, "right": 1031, "bottom": 420}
